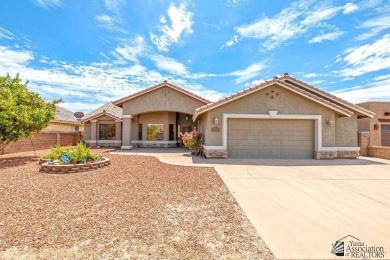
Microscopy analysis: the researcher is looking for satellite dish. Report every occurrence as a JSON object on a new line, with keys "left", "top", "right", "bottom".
{"left": 74, "top": 112, "right": 84, "bottom": 119}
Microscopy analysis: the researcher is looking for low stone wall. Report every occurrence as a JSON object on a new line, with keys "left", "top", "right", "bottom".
{"left": 40, "top": 158, "right": 110, "bottom": 174}
{"left": 314, "top": 150, "right": 359, "bottom": 159}
{"left": 368, "top": 146, "right": 390, "bottom": 160}
{"left": 203, "top": 147, "right": 228, "bottom": 158}
{"left": 2, "top": 131, "right": 83, "bottom": 155}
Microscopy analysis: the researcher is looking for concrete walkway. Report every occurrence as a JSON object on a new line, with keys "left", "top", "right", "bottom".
{"left": 111, "top": 147, "right": 213, "bottom": 167}
{"left": 111, "top": 148, "right": 390, "bottom": 259}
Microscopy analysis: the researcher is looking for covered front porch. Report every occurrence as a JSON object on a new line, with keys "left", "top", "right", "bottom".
{"left": 123, "top": 111, "right": 197, "bottom": 149}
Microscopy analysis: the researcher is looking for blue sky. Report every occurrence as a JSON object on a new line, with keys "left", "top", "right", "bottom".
{"left": 0, "top": 0, "right": 389, "bottom": 112}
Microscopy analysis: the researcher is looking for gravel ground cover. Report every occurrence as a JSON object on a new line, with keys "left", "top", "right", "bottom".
{"left": 0, "top": 149, "right": 274, "bottom": 259}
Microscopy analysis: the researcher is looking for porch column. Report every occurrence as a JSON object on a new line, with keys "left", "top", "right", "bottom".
{"left": 115, "top": 120, "right": 122, "bottom": 148}
{"left": 90, "top": 119, "right": 97, "bottom": 147}
{"left": 121, "top": 115, "right": 133, "bottom": 149}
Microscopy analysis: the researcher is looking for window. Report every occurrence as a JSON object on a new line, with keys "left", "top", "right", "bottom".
{"left": 71, "top": 125, "right": 79, "bottom": 131}
{"left": 99, "top": 124, "right": 116, "bottom": 140}
{"left": 147, "top": 124, "right": 164, "bottom": 140}
{"left": 382, "top": 125, "right": 390, "bottom": 131}
{"left": 169, "top": 124, "right": 174, "bottom": 141}
{"left": 138, "top": 124, "right": 142, "bottom": 140}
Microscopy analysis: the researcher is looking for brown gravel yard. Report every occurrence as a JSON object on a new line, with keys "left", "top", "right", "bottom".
{"left": 0, "top": 149, "right": 274, "bottom": 259}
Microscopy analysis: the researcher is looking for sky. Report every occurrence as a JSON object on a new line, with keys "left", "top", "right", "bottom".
{"left": 0, "top": 0, "right": 389, "bottom": 112}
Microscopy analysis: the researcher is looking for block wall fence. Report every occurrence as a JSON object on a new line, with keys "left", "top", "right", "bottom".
{"left": 358, "top": 131, "right": 390, "bottom": 160}
{"left": 1, "top": 131, "right": 83, "bottom": 155}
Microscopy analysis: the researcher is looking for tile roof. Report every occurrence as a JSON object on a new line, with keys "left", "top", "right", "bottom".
{"left": 54, "top": 107, "right": 81, "bottom": 123}
{"left": 279, "top": 74, "right": 375, "bottom": 118}
{"left": 81, "top": 102, "right": 123, "bottom": 122}
{"left": 193, "top": 75, "right": 363, "bottom": 120}
{"left": 113, "top": 81, "right": 210, "bottom": 105}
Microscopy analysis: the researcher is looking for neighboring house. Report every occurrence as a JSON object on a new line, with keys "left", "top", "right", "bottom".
{"left": 45, "top": 107, "right": 84, "bottom": 132}
{"left": 357, "top": 102, "right": 390, "bottom": 146}
{"left": 81, "top": 74, "right": 374, "bottom": 159}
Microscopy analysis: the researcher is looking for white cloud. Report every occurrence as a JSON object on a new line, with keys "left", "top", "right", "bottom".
{"left": 356, "top": 15, "right": 390, "bottom": 41}
{"left": 221, "top": 35, "right": 240, "bottom": 49}
{"left": 332, "top": 75, "right": 390, "bottom": 103}
{"left": 0, "top": 45, "right": 226, "bottom": 112}
{"left": 244, "top": 79, "right": 264, "bottom": 87}
{"left": 309, "top": 30, "right": 344, "bottom": 43}
{"left": 151, "top": 55, "right": 189, "bottom": 75}
{"left": 0, "top": 27, "right": 14, "bottom": 40}
{"left": 343, "top": 3, "right": 359, "bottom": 14}
{"left": 340, "top": 34, "right": 390, "bottom": 77}
{"left": 61, "top": 102, "right": 102, "bottom": 113}
{"left": 112, "top": 36, "right": 146, "bottom": 63}
{"left": 104, "top": 0, "right": 122, "bottom": 13}
{"left": 229, "top": 62, "right": 266, "bottom": 83}
{"left": 31, "top": 0, "right": 63, "bottom": 9}
{"left": 150, "top": 3, "right": 194, "bottom": 51}
{"left": 95, "top": 14, "right": 125, "bottom": 33}
{"left": 0, "top": 46, "right": 34, "bottom": 68}
{"left": 302, "top": 73, "right": 318, "bottom": 78}
{"left": 226, "top": 0, "right": 348, "bottom": 51}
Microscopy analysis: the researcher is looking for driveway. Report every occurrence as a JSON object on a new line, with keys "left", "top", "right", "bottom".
{"left": 214, "top": 157, "right": 390, "bottom": 259}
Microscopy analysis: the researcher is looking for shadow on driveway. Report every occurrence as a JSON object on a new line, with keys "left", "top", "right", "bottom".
{"left": 192, "top": 157, "right": 386, "bottom": 166}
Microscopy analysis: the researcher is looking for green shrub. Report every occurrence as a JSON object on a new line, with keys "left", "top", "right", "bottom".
{"left": 42, "top": 143, "right": 97, "bottom": 164}
{"left": 42, "top": 145, "right": 66, "bottom": 160}
{"left": 68, "top": 142, "right": 97, "bottom": 163}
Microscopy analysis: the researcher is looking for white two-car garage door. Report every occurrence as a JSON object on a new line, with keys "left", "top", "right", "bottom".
{"left": 227, "top": 119, "right": 314, "bottom": 159}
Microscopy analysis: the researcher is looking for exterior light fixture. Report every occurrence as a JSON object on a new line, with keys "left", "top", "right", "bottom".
{"left": 186, "top": 115, "right": 189, "bottom": 121}
{"left": 374, "top": 124, "right": 379, "bottom": 130}
{"left": 214, "top": 115, "right": 219, "bottom": 125}
{"left": 326, "top": 117, "right": 334, "bottom": 127}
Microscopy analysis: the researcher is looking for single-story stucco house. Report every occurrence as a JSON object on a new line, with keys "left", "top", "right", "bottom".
{"left": 46, "top": 107, "right": 84, "bottom": 133}
{"left": 357, "top": 102, "right": 390, "bottom": 146}
{"left": 81, "top": 73, "right": 374, "bottom": 159}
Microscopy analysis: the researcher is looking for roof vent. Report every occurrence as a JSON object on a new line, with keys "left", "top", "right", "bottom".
{"left": 163, "top": 80, "right": 168, "bottom": 83}
{"left": 274, "top": 76, "right": 278, "bottom": 79}
{"left": 283, "top": 72, "right": 289, "bottom": 76}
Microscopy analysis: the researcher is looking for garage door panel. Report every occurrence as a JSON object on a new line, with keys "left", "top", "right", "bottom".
{"left": 227, "top": 119, "right": 314, "bottom": 159}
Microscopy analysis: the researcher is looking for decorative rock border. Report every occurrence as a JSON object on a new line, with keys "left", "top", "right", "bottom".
{"left": 39, "top": 158, "right": 110, "bottom": 174}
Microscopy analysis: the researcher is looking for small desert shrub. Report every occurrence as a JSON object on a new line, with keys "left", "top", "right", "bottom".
{"left": 42, "top": 142, "right": 97, "bottom": 164}
{"left": 182, "top": 131, "right": 203, "bottom": 153}
{"left": 42, "top": 145, "right": 67, "bottom": 160}
{"left": 68, "top": 142, "right": 97, "bottom": 163}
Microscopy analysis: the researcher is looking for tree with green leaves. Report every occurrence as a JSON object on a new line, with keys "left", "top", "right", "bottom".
{"left": 0, "top": 74, "right": 61, "bottom": 151}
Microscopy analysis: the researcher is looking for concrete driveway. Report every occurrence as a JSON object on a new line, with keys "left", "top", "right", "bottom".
{"left": 214, "top": 157, "right": 390, "bottom": 260}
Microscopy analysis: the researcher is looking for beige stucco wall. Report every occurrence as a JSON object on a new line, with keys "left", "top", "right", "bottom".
{"left": 358, "top": 102, "right": 390, "bottom": 146}
{"left": 45, "top": 121, "right": 84, "bottom": 132}
{"left": 335, "top": 114, "right": 358, "bottom": 146}
{"left": 198, "top": 111, "right": 208, "bottom": 143}
{"left": 199, "top": 84, "right": 347, "bottom": 147}
{"left": 121, "top": 86, "right": 208, "bottom": 115}
{"left": 84, "top": 122, "right": 91, "bottom": 140}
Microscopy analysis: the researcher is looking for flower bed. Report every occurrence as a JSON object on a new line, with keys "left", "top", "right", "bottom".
{"left": 39, "top": 143, "right": 110, "bottom": 174}
{"left": 40, "top": 157, "right": 110, "bottom": 173}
